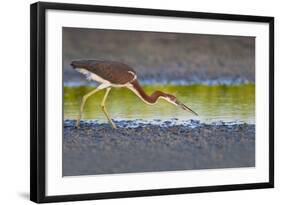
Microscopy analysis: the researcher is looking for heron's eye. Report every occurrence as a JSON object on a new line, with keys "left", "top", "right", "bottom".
{"left": 169, "top": 95, "right": 176, "bottom": 101}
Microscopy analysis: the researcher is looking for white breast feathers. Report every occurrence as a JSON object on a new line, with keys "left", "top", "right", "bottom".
{"left": 75, "top": 68, "right": 110, "bottom": 84}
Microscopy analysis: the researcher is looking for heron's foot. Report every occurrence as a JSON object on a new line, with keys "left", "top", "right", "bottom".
{"left": 75, "top": 120, "right": 81, "bottom": 129}
{"left": 109, "top": 120, "right": 117, "bottom": 129}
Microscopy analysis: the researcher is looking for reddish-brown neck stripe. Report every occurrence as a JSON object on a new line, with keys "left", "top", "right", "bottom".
{"left": 129, "top": 80, "right": 168, "bottom": 104}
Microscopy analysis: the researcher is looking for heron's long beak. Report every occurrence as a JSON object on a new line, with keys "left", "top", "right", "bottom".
{"left": 176, "top": 100, "right": 198, "bottom": 116}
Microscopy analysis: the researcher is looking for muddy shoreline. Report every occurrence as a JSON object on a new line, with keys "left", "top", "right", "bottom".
{"left": 63, "top": 120, "right": 255, "bottom": 176}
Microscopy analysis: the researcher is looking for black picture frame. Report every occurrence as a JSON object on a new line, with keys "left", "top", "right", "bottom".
{"left": 30, "top": 1, "right": 274, "bottom": 203}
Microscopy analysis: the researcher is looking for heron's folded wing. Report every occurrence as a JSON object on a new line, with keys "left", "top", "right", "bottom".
{"left": 90, "top": 62, "right": 136, "bottom": 84}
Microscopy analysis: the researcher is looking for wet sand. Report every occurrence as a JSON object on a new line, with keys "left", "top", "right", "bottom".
{"left": 63, "top": 120, "right": 255, "bottom": 176}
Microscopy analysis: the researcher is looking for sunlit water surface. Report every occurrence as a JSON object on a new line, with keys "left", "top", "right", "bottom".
{"left": 64, "top": 84, "right": 255, "bottom": 124}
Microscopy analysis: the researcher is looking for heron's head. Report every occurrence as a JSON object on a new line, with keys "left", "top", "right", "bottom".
{"left": 162, "top": 93, "right": 198, "bottom": 116}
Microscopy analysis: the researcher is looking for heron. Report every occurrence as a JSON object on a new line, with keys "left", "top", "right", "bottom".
{"left": 71, "top": 60, "right": 198, "bottom": 128}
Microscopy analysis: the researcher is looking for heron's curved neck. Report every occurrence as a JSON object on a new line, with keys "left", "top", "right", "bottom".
{"left": 129, "top": 80, "right": 167, "bottom": 104}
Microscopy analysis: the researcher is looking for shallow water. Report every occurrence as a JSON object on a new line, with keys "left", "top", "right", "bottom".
{"left": 64, "top": 84, "right": 255, "bottom": 123}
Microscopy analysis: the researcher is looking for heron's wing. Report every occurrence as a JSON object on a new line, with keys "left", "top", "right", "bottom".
{"left": 88, "top": 62, "right": 137, "bottom": 84}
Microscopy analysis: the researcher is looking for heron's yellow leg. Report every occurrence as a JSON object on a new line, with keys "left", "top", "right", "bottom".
{"left": 75, "top": 85, "right": 106, "bottom": 128}
{"left": 101, "top": 88, "right": 117, "bottom": 129}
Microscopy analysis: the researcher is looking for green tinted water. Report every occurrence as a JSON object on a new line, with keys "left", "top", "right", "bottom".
{"left": 64, "top": 84, "right": 255, "bottom": 123}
